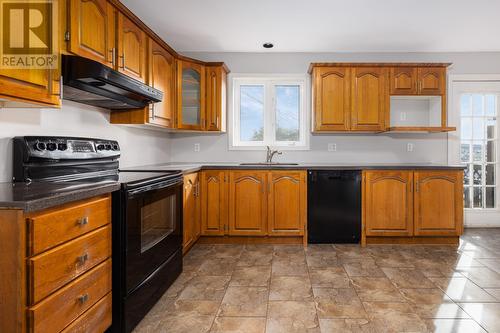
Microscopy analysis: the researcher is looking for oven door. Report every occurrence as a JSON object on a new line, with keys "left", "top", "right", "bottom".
{"left": 125, "top": 178, "right": 182, "bottom": 293}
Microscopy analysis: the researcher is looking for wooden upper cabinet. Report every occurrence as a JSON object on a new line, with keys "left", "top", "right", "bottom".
{"left": 351, "top": 67, "right": 388, "bottom": 131}
{"left": 414, "top": 170, "right": 463, "bottom": 236}
{"left": 201, "top": 170, "right": 228, "bottom": 235}
{"left": 418, "top": 67, "right": 445, "bottom": 95}
{"left": 268, "top": 171, "right": 306, "bottom": 236}
{"left": 205, "top": 65, "right": 227, "bottom": 131}
{"left": 117, "top": 13, "right": 147, "bottom": 82}
{"left": 148, "top": 39, "right": 175, "bottom": 128}
{"left": 0, "top": 68, "right": 59, "bottom": 106}
{"left": 228, "top": 171, "right": 267, "bottom": 236}
{"left": 183, "top": 173, "right": 200, "bottom": 252}
{"left": 177, "top": 60, "right": 206, "bottom": 130}
{"left": 390, "top": 67, "right": 417, "bottom": 95}
{"left": 312, "top": 67, "right": 351, "bottom": 131}
{"left": 68, "top": 0, "right": 115, "bottom": 67}
{"left": 364, "top": 170, "right": 413, "bottom": 236}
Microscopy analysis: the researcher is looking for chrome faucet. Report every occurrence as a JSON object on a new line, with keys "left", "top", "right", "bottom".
{"left": 266, "top": 146, "right": 282, "bottom": 163}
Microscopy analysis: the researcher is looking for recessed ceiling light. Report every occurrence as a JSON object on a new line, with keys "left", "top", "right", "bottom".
{"left": 262, "top": 43, "right": 274, "bottom": 49}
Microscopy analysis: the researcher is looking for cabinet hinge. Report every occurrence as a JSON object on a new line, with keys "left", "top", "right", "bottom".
{"left": 64, "top": 31, "right": 70, "bottom": 41}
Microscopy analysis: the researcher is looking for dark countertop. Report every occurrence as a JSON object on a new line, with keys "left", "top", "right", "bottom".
{"left": 122, "top": 162, "right": 466, "bottom": 174}
{"left": 0, "top": 181, "right": 120, "bottom": 213}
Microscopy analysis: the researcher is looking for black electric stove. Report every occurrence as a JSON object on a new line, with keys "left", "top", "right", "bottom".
{"left": 13, "top": 136, "right": 183, "bottom": 333}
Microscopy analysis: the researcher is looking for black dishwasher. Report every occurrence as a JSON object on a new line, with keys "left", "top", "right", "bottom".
{"left": 307, "top": 170, "right": 361, "bottom": 243}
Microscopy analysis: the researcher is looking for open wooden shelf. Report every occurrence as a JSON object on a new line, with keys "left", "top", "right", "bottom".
{"left": 387, "top": 126, "right": 456, "bottom": 133}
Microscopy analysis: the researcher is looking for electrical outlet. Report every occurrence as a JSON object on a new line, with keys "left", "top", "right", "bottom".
{"left": 328, "top": 143, "right": 337, "bottom": 152}
{"left": 400, "top": 112, "right": 407, "bottom": 121}
{"left": 407, "top": 143, "right": 414, "bottom": 152}
{"left": 194, "top": 143, "right": 200, "bottom": 152}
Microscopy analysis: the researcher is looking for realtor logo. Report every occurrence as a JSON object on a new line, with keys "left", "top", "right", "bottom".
{"left": 1, "top": 0, "right": 58, "bottom": 69}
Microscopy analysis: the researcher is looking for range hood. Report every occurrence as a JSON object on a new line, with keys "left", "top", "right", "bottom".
{"left": 62, "top": 55, "right": 163, "bottom": 110}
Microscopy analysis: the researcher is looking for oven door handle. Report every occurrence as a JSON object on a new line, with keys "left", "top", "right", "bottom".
{"left": 126, "top": 178, "right": 183, "bottom": 198}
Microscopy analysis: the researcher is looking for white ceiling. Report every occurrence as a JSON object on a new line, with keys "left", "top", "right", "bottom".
{"left": 121, "top": 0, "right": 500, "bottom": 53}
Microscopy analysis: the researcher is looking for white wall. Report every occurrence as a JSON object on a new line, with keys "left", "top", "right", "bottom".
{"left": 168, "top": 52, "right": 500, "bottom": 163}
{"left": 0, "top": 101, "right": 171, "bottom": 182}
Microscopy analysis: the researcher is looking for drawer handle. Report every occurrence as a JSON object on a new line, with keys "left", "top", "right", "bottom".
{"left": 78, "top": 294, "right": 89, "bottom": 304}
{"left": 76, "top": 217, "right": 89, "bottom": 226}
{"left": 76, "top": 253, "right": 89, "bottom": 265}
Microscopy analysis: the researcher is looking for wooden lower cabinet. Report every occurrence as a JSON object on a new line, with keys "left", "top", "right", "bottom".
{"left": 0, "top": 194, "right": 112, "bottom": 333}
{"left": 228, "top": 171, "right": 268, "bottom": 236}
{"left": 183, "top": 172, "right": 201, "bottom": 253}
{"left": 414, "top": 170, "right": 463, "bottom": 236}
{"left": 364, "top": 170, "right": 413, "bottom": 236}
{"left": 268, "top": 171, "right": 306, "bottom": 236}
{"left": 200, "top": 170, "right": 228, "bottom": 235}
{"left": 363, "top": 169, "right": 464, "bottom": 243}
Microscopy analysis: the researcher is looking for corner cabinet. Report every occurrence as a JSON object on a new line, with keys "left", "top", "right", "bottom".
{"left": 362, "top": 169, "right": 464, "bottom": 244}
{"left": 176, "top": 60, "right": 206, "bottom": 130}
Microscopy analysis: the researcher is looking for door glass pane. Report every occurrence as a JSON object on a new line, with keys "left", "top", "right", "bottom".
{"left": 472, "top": 143, "right": 483, "bottom": 162}
{"left": 486, "top": 164, "right": 496, "bottom": 185}
{"left": 464, "top": 164, "right": 471, "bottom": 185}
{"left": 240, "top": 85, "right": 264, "bottom": 141}
{"left": 473, "top": 165, "right": 482, "bottom": 185}
{"left": 461, "top": 118, "right": 472, "bottom": 140}
{"left": 473, "top": 187, "right": 483, "bottom": 208}
{"left": 472, "top": 95, "right": 484, "bottom": 116}
{"left": 487, "top": 141, "right": 496, "bottom": 162}
{"left": 487, "top": 118, "right": 497, "bottom": 139}
{"left": 461, "top": 144, "right": 471, "bottom": 163}
{"left": 485, "top": 95, "right": 496, "bottom": 116}
{"left": 141, "top": 195, "right": 176, "bottom": 253}
{"left": 461, "top": 94, "right": 472, "bottom": 116}
{"left": 181, "top": 68, "right": 201, "bottom": 125}
{"left": 473, "top": 118, "right": 485, "bottom": 139}
{"left": 464, "top": 186, "right": 471, "bottom": 208}
{"left": 275, "top": 85, "right": 300, "bottom": 141}
{"left": 486, "top": 187, "right": 495, "bottom": 208}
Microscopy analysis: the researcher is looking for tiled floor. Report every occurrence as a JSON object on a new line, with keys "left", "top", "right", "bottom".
{"left": 133, "top": 229, "right": 500, "bottom": 333}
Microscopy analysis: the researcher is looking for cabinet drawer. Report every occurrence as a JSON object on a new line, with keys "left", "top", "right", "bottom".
{"left": 28, "top": 225, "right": 111, "bottom": 304}
{"left": 28, "top": 195, "right": 111, "bottom": 255}
{"left": 28, "top": 260, "right": 111, "bottom": 333}
{"left": 61, "top": 292, "right": 112, "bottom": 333}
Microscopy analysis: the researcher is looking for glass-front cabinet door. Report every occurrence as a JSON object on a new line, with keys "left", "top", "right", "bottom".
{"left": 177, "top": 60, "right": 205, "bottom": 130}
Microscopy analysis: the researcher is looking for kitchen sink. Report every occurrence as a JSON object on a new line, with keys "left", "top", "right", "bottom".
{"left": 239, "top": 162, "right": 299, "bottom": 166}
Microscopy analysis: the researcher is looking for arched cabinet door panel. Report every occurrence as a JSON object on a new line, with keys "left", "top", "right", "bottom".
{"left": 390, "top": 67, "right": 417, "bottom": 95}
{"left": 268, "top": 171, "right": 306, "bottom": 236}
{"left": 414, "top": 171, "right": 463, "bottom": 236}
{"left": 228, "top": 171, "right": 267, "bottom": 235}
{"left": 364, "top": 170, "right": 413, "bottom": 236}
{"left": 418, "top": 67, "right": 445, "bottom": 95}
{"left": 183, "top": 173, "right": 200, "bottom": 253}
{"left": 201, "top": 170, "right": 228, "bottom": 235}
{"left": 117, "top": 13, "right": 147, "bottom": 82}
{"left": 312, "top": 67, "right": 351, "bottom": 131}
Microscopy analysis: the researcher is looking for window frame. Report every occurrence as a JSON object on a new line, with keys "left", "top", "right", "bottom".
{"left": 229, "top": 74, "right": 309, "bottom": 150}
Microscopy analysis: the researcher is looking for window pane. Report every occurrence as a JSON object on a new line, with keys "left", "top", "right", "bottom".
{"left": 473, "top": 187, "right": 483, "bottom": 208}
{"left": 464, "top": 186, "right": 471, "bottom": 208}
{"left": 472, "top": 95, "right": 484, "bottom": 116}
{"left": 473, "top": 164, "right": 482, "bottom": 185}
{"left": 486, "top": 164, "right": 496, "bottom": 185}
{"left": 464, "top": 164, "right": 471, "bottom": 185}
{"left": 275, "top": 85, "right": 300, "bottom": 142}
{"left": 472, "top": 143, "right": 483, "bottom": 162}
{"left": 485, "top": 95, "right": 496, "bottom": 116}
{"left": 486, "top": 187, "right": 495, "bottom": 208}
{"left": 240, "top": 85, "right": 264, "bottom": 141}
{"left": 473, "top": 118, "right": 485, "bottom": 140}
{"left": 487, "top": 141, "right": 496, "bottom": 162}
{"left": 461, "top": 94, "right": 472, "bottom": 116}
{"left": 461, "top": 118, "right": 472, "bottom": 140}
{"left": 461, "top": 144, "right": 471, "bottom": 163}
{"left": 487, "top": 118, "right": 496, "bottom": 139}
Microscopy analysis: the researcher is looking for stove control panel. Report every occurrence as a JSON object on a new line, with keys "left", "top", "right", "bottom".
{"left": 15, "top": 136, "right": 121, "bottom": 160}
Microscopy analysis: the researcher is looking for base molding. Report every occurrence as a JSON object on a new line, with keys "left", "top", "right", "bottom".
{"left": 197, "top": 236, "right": 304, "bottom": 245}
{"left": 365, "top": 236, "right": 460, "bottom": 245}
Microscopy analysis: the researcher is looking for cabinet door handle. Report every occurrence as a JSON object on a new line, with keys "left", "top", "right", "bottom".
{"left": 76, "top": 216, "right": 89, "bottom": 226}
{"left": 416, "top": 182, "right": 420, "bottom": 192}
{"left": 77, "top": 294, "right": 89, "bottom": 304}
{"left": 110, "top": 48, "right": 116, "bottom": 67}
{"left": 120, "top": 54, "right": 125, "bottom": 69}
{"left": 76, "top": 253, "right": 89, "bottom": 265}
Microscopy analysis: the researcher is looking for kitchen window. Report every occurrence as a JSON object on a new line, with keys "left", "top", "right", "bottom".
{"left": 460, "top": 93, "right": 498, "bottom": 209}
{"left": 230, "top": 76, "right": 308, "bottom": 150}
